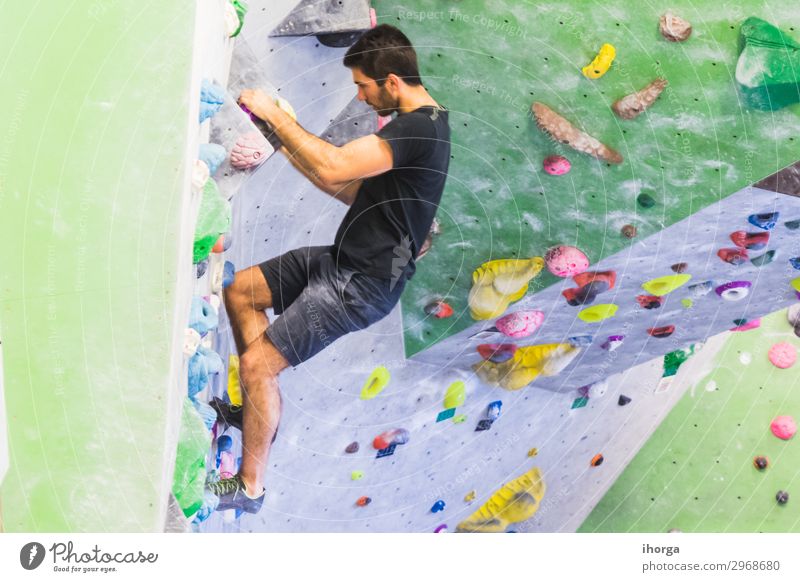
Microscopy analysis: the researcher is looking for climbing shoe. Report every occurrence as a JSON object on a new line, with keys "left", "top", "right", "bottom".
{"left": 210, "top": 397, "right": 243, "bottom": 431}
{"left": 207, "top": 475, "right": 265, "bottom": 514}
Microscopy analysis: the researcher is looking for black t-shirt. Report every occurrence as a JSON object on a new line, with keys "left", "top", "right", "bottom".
{"left": 333, "top": 105, "right": 451, "bottom": 283}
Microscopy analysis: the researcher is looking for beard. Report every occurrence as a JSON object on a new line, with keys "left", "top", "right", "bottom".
{"left": 369, "top": 87, "right": 399, "bottom": 116}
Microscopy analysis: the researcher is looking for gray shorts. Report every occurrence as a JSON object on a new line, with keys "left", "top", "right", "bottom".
{"left": 259, "top": 246, "right": 405, "bottom": 366}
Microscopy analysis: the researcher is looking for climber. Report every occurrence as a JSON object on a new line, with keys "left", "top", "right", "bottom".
{"left": 207, "top": 24, "right": 451, "bottom": 513}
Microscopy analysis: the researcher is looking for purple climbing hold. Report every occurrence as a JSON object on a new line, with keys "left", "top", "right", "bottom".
{"left": 434, "top": 524, "right": 448, "bottom": 533}
{"left": 715, "top": 281, "right": 752, "bottom": 301}
{"left": 601, "top": 335, "right": 625, "bottom": 351}
{"left": 748, "top": 212, "right": 779, "bottom": 230}
{"left": 345, "top": 441, "right": 359, "bottom": 454}
{"left": 431, "top": 500, "right": 446, "bottom": 513}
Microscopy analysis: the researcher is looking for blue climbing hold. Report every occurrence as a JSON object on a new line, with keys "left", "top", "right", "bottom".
{"left": 486, "top": 400, "right": 503, "bottom": 421}
{"left": 198, "top": 143, "right": 227, "bottom": 175}
{"left": 200, "top": 79, "right": 225, "bottom": 123}
{"left": 216, "top": 435, "right": 233, "bottom": 467}
{"left": 189, "top": 296, "right": 219, "bottom": 336}
{"left": 785, "top": 219, "right": 800, "bottom": 230}
{"left": 568, "top": 335, "right": 593, "bottom": 347}
{"left": 431, "top": 500, "right": 446, "bottom": 513}
{"left": 188, "top": 345, "right": 224, "bottom": 400}
{"left": 748, "top": 212, "right": 779, "bottom": 230}
{"left": 192, "top": 399, "right": 218, "bottom": 431}
{"left": 790, "top": 257, "right": 800, "bottom": 270}
{"left": 196, "top": 260, "right": 209, "bottom": 279}
{"left": 223, "top": 261, "right": 236, "bottom": 289}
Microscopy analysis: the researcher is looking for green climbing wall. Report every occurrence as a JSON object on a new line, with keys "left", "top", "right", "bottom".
{"left": 580, "top": 310, "right": 800, "bottom": 532}
{"left": 370, "top": 0, "right": 800, "bottom": 356}
{"left": 0, "top": 1, "right": 196, "bottom": 531}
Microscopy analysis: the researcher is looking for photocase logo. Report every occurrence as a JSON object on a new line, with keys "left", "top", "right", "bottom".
{"left": 20, "top": 542, "right": 46, "bottom": 570}
{"left": 390, "top": 234, "right": 413, "bottom": 291}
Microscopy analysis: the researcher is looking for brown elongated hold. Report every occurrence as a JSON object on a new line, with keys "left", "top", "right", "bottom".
{"left": 659, "top": 12, "right": 692, "bottom": 42}
{"left": 531, "top": 102, "right": 623, "bottom": 164}
{"left": 612, "top": 78, "right": 668, "bottom": 120}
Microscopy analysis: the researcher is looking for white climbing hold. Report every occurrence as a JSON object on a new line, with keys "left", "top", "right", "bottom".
{"left": 192, "top": 159, "right": 210, "bottom": 192}
{"left": 184, "top": 328, "right": 202, "bottom": 356}
{"left": 223, "top": 2, "right": 240, "bottom": 37}
{"left": 587, "top": 379, "right": 608, "bottom": 398}
{"left": 705, "top": 380, "right": 717, "bottom": 392}
{"left": 739, "top": 352, "right": 752, "bottom": 365}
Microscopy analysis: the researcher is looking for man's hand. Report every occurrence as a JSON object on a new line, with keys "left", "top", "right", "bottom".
{"left": 238, "top": 88, "right": 279, "bottom": 122}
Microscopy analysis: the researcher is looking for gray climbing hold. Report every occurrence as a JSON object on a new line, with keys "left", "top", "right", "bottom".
{"left": 270, "top": 0, "right": 371, "bottom": 38}
{"left": 322, "top": 97, "right": 378, "bottom": 147}
{"left": 618, "top": 395, "right": 631, "bottom": 406}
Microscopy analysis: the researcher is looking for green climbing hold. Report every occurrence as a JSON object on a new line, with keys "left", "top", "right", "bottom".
{"left": 681, "top": 298, "right": 693, "bottom": 308}
{"left": 193, "top": 179, "right": 231, "bottom": 263}
{"left": 351, "top": 471, "right": 364, "bottom": 481}
{"left": 751, "top": 250, "right": 777, "bottom": 267}
{"left": 663, "top": 346, "right": 695, "bottom": 378}
{"left": 231, "top": 0, "right": 248, "bottom": 37}
{"left": 641, "top": 274, "right": 692, "bottom": 296}
{"left": 578, "top": 303, "right": 618, "bottom": 323}
{"left": 453, "top": 414, "right": 467, "bottom": 424}
{"left": 637, "top": 193, "right": 656, "bottom": 208}
{"left": 736, "top": 17, "right": 800, "bottom": 111}
{"left": 443, "top": 380, "right": 466, "bottom": 409}
{"left": 172, "top": 398, "right": 212, "bottom": 518}
{"left": 360, "top": 366, "right": 390, "bottom": 400}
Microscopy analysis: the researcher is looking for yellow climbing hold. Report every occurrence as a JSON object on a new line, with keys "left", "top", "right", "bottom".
{"left": 351, "top": 471, "right": 364, "bottom": 481}
{"left": 473, "top": 343, "right": 580, "bottom": 390}
{"left": 642, "top": 274, "right": 692, "bottom": 296}
{"left": 681, "top": 298, "right": 693, "bottom": 308}
{"left": 468, "top": 257, "right": 544, "bottom": 320}
{"left": 453, "top": 414, "right": 467, "bottom": 424}
{"left": 577, "top": 303, "right": 618, "bottom": 323}
{"left": 464, "top": 490, "right": 476, "bottom": 503}
{"left": 527, "top": 447, "right": 539, "bottom": 458}
{"left": 456, "top": 467, "right": 546, "bottom": 533}
{"left": 582, "top": 43, "right": 616, "bottom": 79}
{"left": 360, "top": 366, "right": 390, "bottom": 400}
{"left": 791, "top": 277, "right": 800, "bottom": 293}
{"left": 443, "top": 381, "right": 466, "bottom": 409}
{"left": 227, "top": 355, "right": 242, "bottom": 407}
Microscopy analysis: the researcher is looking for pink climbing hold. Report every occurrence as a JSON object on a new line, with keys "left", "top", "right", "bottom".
{"left": 230, "top": 131, "right": 270, "bottom": 169}
{"left": 545, "top": 245, "right": 590, "bottom": 277}
{"left": 731, "top": 318, "right": 761, "bottom": 332}
{"left": 543, "top": 155, "right": 571, "bottom": 176}
{"left": 495, "top": 310, "right": 544, "bottom": 338}
{"left": 770, "top": 416, "right": 797, "bottom": 440}
{"left": 369, "top": 7, "right": 377, "bottom": 28}
{"left": 768, "top": 342, "right": 797, "bottom": 369}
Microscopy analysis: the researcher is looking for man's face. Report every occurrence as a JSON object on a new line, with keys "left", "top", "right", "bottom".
{"left": 351, "top": 68, "right": 398, "bottom": 115}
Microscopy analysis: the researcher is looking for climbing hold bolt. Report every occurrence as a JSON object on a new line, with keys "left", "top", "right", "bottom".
{"left": 776, "top": 491, "right": 789, "bottom": 505}
{"left": 753, "top": 456, "right": 769, "bottom": 471}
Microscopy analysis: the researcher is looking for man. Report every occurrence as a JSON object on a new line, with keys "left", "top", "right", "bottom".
{"left": 207, "top": 24, "right": 451, "bottom": 514}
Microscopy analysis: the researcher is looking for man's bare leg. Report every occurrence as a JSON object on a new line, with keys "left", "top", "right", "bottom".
{"left": 223, "top": 266, "right": 274, "bottom": 355}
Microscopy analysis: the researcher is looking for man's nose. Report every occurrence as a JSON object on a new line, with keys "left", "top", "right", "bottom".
{"left": 356, "top": 88, "right": 366, "bottom": 101}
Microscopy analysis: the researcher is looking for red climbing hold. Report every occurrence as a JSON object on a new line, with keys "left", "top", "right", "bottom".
{"left": 373, "top": 428, "right": 410, "bottom": 450}
{"left": 590, "top": 454, "right": 604, "bottom": 467}
{"left": 212, "top": 235, "right": 225, "bottom": 253}
{"left": 621, "top": 224, "right": 637, "bottom": 238}
{"left": 425, "top": 300, "right": 453, "bottom": 319}
{"left": 730, "top": 230, "right": 770, "bottom": 250}
{"left": 356, "top": 496, "right": 371, "bottom": 507}
{"left": 717, "top": 248, "right": 749, "bottom": 265}
{"left": 648, "top": 325, "right": 675, "bottom": 338}
{"left": 770, "top": 416, "right": 796, "bottom": 440}
{"left": 636, "top": 295, "right": 664, "bottom": 309}
{"left": 671, "top": 262, "right": 688, "bottom": 273}
{"left": 562, "top": 271, "right": 616, "bottom": 306}
{"left": 477, "top": 343, "right": 518, "bottom": 363}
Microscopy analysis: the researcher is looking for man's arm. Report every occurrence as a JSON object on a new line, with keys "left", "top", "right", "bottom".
{"left": 281, "top": 146, "right": 362, "bottom": 205}
{"left": 239, "top": 89, "right": 394, "bottom": 187}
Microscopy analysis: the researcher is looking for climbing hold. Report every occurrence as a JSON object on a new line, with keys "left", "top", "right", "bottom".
{"left": 360, "top": 366, "right": 390, "bottom": 400}
{"left": 590, "top": 454, "right": 604, "bottom": 467}
{"left": 477, "top": 343, "right": 518, "bottom": 364}
{"left": 199, "top": 79, "right": 225, "bottom": 123}
{"left": 747, "top": 212, "right": 779, "bottom": 231}
{"left": 227, "top": 355, "right": 243, "bottom": 407}
{"left": 192, "top": 160, "right": 210, "bottom": 192}
{"left": 543, "top": 155, "right": 571, "bottom": 176}
{"left": 715, "top": 281, "right": 752, "bottom": 301}
{"left": 223, "top": 1, "right": 240, "bottom": 37}
{"left": 356, "top": 496, "right": 371, "bottom": 507}
{"left": 731, "top": 318, "right": 761, "bottom": 332}
{"left": 351, "top": 471, "right": 364, "bottom": 481}
{"left": 532, "top": 102, "right": 623, "bottom": 164}
{"left": 637, "top": 295, "right": 663, "bottom": 309}
{"left": 222, "top": 261, "right": 235, "bottom": 289}
{"left": 183, "top": 328, "right": 202, "bottom": 357}
{"left": 571, "top": 396, "right": 588, "bottom": 410}
{"left": 736, "top": 18, "right": 800, "bottom": 111}
{"left": 753, "top": 456, "right": 769, "bottom": 471}
{"left": 663, "top": 347, "right": 695, "bottom": 377}
{"left": 577, "top": 303, "right": 618, "bottom": 323}
{"left": 373, "top": 428, "right": 410, "bottom": 450}
{"left": 194, "top": 179, "right": 231, "bottom": 263}
{"left": 464, "top": 490, "right": 476, "bottom": 503}
{"left": 681, "top": 299, "right": 693, "bottom": 308}
{"left": 601, "top": 335, "right": 624, "bottom": 351}
{"left": 771, "top": 416, "right": 796, "bottom": 440}
{"left": 688, "top": 280, "right": 714, "bottom": 297}
{"left": 582, "top": 43, "right": 616, "bottom": 79}
{"left": 443, "top": 381, "right": 467, "bottom": 409}
{"left": 788, "top": 304, "right": 800, "bottom": 328}
{"left": 786, "top": 219, "right": 800, "bottom": 230}
{"left": 769, "top": 343, "right": 797, "bottom": 369}
{"left": 751, "top": 250, "right": 776, "bottom": 267}
{"left": 563, "top": 271, "right": 616, "bottom": 306}
{"left": 545, "top": 245, "right": 590, "bottom": 278}
{"left": 792, "top": 277, "right": 800, "bottom": 294}
{"left": 345, "top": 442, "right": 359, "bottom": 454}
{"left": 671, "top": 262, "right": 688, "bottom": 274}
{"left": 618, "top": 395, "right": 632, "bottom": 406}
{"left": 647, "top": 325, "right": 675, "bottom": 338}
{"left": 218, "top": 451, "right": 235, "bottom": 479}
{"left": 198, "top": 143, "right": 226, "bottom": 175}
{"left": 431, "top": 500, "right": 446, "bottom": 513}
{"left": 227, "top": 0, "right": 248, "bottom": 38}
{"left": 585, "top": 379, "right": 608, "bottom": 398}
{"left": 637, "top": 193, "right": 656, "bottom": 208}
{"left": 189, "top": 296, "right": 219, "bottom": 336}
{"left": 730, "top": 230, "right": 770, "bottom": 250}
{"left": 642, "top": 274, "right": 692, "bottom": 296}
{"left": 740, "top": 352, "right": 753, "bottom": 365}
{"left": 456, "top": 467, "right": 545, "bottom": 533}
{"left": 434, "top": 524, "right": 448, "bottom": 533}
{"left": 468, "top": 257, "right": 544, "bottom": 320}
{"left": 527, "top": 448, "right": 539, "bottom": 458}
{"left": 659, "top": 12, "right": 692, "bottom": 41}
{"left": 453, "top": 414, "right": 467, "bottom": 424}
{"left": 424, "top": 300, "right": 454, "bottom": 319}
{"left": 473, "top": 343, "right": 581, "bottom": 391}
{"left": 790, "top": 257, "right": 800, "bottom": 270}
{"left": 613, "top": 78, "right": 668, "bottom": 120}
{"left": 495, "top": 310, "right": 545, "bottom": 338}
{"left": 196, "top": 259, "right": 209, "bottom": 279}
{"left": 776, "top": 491, "right": 789, "bottom": 505}
{"left": 475, "top": 400, "right": 503, "bottom": 431}
{"left": 188, "top": 346, "right": 224, "bottom": 400}
{"left": 230, "top": 131, "right": 271, "bottom": 170}
{"left": 436, "top": 408, "right": 456, "bottom": 422}
{"left": 568, "top": 335, "right": 593, "bottom": 347}
{"left": 212, "top": 235, "right": 225, "bottom": 254}
{"left": 717, "top": 248, "right": 748, "bottom": 266}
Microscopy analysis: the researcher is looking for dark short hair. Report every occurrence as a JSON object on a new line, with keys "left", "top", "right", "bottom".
{"left": 344, "top": 24, "right": 422, "bottom": 86}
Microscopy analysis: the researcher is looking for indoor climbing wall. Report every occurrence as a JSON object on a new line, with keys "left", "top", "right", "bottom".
{"left": 365, "top": 0, "right": 800, "bottom": 357}
{"left": 0, "top": 1, "right": 199, "bottom": 530}
{"left": 580, "top": 309, "right": 800, "bottom": 532}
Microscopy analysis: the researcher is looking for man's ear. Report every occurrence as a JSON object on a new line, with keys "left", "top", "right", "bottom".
{"left": 384, "top": 72, "right": 402, "bottom": 93}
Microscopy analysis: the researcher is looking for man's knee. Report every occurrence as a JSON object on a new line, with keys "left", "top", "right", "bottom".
{"left": 239, "top": 337, "right": 289, "bottom": 386}
{"left": 225, "top": 266, "right": 273, "bottom": 311}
